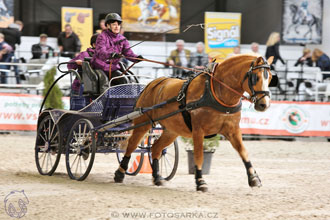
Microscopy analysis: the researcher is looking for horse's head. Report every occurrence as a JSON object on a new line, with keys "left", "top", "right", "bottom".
{"left": 241, "top": 56, "right": 277, "bottom": 112}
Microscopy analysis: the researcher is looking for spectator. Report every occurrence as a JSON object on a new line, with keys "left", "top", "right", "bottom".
{"left": 189, "top": 42, "right": 208, "bottom": 70}
{"left": 0, "top": 23, "right": 21, "bottom": 51}
{"left": 312, "top": 48, "right": 330, "bottom": 71}
{"left": 265, "top": 32, "right": 285, "bottom": 69}
{"left": 294, "top": 48, "right": 313, "bottom": 67}
{"left": 227, "top": 45, "right": 241, "bottom": 58}
{"left": 96, "top": 19, "right": 107, "bottom": 34}
{"left": 265, "top": 32, "right": 285, "bottom": 93}
{"left": 91, "top": 13, "right": 143, "bottom": 86}
{"left": 166, "top": 39, "right": 191, "bottom": 78}
{"left": 31, "top": 34, "right": 54, "bottom": 59}
{"left": 58, "top": 24, "right": 81, "bottom": 58}
{"left": 248, "top": 42, "right": 261, "bottom": 57}
{"left": 68, "top": 34, "right": 98, "bottom": 94}
{"left": 0, "top": 33, "right": 13, "bottom": 84}
{"left": 312, "top": 48, "right": 330, "bottom": 80}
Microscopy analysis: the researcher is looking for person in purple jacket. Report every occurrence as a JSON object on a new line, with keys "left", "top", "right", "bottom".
{"left": 91, "top": 13, "right": 143, "bottom": 86}
{"left": 68, "top": 33, "right": 99, "bottom": 94}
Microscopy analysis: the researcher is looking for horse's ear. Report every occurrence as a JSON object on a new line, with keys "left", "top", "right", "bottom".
{"left": 267, "top": 56, "right": 274, "bottom": 65}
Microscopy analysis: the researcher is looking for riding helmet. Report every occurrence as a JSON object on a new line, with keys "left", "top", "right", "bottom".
{"left": 105, "top": 13, "right": 122, "bottom": 25}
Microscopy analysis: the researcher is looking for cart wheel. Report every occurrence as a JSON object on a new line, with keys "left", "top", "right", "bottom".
{"left": 35, "top": 115, "right": 62, "bottom": 176}
{"left": 65, "top": 118, "right": 96, "bottom": 181}
{"left": 148, "top": 137, "right": 179, "bottom": 181}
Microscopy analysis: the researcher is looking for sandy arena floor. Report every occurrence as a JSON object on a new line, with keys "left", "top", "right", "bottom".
{"left": 0, "top": 134, "right": 330, "bottom": 220}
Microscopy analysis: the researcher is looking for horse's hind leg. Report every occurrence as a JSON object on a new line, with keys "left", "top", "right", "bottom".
{"left": 225, "top": 129, "right": 262, "bottom": 188}
{"left": 150, "top": 130, "right": 177, "bottom": 186}
{"left": 114, "top": 124, "right": 151, "bottom": 183}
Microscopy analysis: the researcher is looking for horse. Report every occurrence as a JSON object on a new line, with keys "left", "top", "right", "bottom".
{"left": 114, "top": 55, "right": 276, "bottom": 192}
{"left": 132, "top": 0, "right": 167, "bottom": 26}
{"left": 286, "top": 4, "right": 321, "bottom": 39}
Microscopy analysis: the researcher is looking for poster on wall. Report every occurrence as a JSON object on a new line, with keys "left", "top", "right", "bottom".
{"left": 0, "top": 0, "right": 14, "bottom": 28}
{"left": 204, "top": 12, "right": 241, "bottom": 61}
{"left": 61, "top": 7, "right": 93, "bottom": 52}
{"left": 282, "top": 0, "right": 323, "bottom": 44}
{"left": 122, "top": 0, "right": 181, "bottom": 33}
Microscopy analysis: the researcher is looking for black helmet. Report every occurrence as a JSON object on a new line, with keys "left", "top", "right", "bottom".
{"left": 105, "top": 13, "right": 122, "bottom": 25}
{"left": 90, "top": 33, "right": 99, "bottom": 46}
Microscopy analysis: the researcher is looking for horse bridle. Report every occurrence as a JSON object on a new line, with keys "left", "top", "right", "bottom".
{"left": 242, "top": 58, "right": 271, "bottom": 103}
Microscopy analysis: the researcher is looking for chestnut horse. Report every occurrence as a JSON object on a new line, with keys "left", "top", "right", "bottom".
{"left": 114, "top": 55, "right": 276, "bottom": 192}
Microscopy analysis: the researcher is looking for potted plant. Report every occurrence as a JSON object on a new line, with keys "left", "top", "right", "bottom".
{"left": 182, "top": 135, "right": 221, "bottom": 175}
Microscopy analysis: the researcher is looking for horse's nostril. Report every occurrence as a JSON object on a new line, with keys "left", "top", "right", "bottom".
{"left": 259, "top": 104, "right": 266, "bottom": 109}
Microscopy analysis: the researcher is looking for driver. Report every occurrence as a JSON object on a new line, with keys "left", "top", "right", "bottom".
{"left": 91, "top": 13, "right": 143, "bottom": 86}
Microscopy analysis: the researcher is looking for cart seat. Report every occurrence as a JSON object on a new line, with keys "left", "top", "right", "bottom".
{"left": 81, "top": 61, "right": 109, "bottom": 96}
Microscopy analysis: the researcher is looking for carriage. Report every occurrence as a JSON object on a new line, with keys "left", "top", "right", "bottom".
{"left": 34, "top": 61, "right": 179, "bottom": 181}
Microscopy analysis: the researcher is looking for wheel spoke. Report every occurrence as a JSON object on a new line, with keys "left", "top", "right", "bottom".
{"left": 70, "top": 153, "right": 79, "bottom": 170}
{"left": 38, "top": 132, "right": 47, "bottom": 143}
{"left": 41, "top": 152, "right": 47, "bottom": 170}
{"left": 50, "top": 130, "right": 59, "bottom": 143}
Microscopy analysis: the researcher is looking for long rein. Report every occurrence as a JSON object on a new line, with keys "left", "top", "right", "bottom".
{"left": 123, "top": 56, "right": 252, "bottom": 103}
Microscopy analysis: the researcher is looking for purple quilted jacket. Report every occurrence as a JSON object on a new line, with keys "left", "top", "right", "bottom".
{"left": 67, "top": 47, "right": 95, "bottom": 70}
{"left": 91, "top": 29, "right": 138, "bottom": 72}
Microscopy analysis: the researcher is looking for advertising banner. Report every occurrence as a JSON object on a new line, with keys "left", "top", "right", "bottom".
{"left": 61, "top": 7, "right": 93, "bottom": 52}
{"left": 0, "top": 93, "right": 329, "bottom": 137}
{"left": 122, "top": 0, "right": 180, "bottom": 33}
{"left": 204, "top": 12, "right": 241, "bottom": 61}
{"left": 0, "top": 93, "right": 69, "bottom": 131}
{"left": 0, "top": 0, "right": 14, "bottom": 28}
{"left": 240, "top": 101, "right": 330, "bottom": 137}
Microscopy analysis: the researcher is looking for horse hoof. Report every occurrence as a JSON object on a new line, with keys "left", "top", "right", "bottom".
{"left": 248, "top": 173, "right": 262, "bottom": 188}
{"left": 153, "top": 176, "right": 165, "bottom": 186}
{"left": 197, "top": 185, "right": 208, "bottom": 192}
{"left": 196, "top": 179, "right": 208, "bottom": 192}
{"left": 114, "top": 169, "right": 125, "bottom": 183}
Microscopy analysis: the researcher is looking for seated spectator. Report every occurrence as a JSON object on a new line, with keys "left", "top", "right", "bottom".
{"left": 31, "top": 34, "right": 54, "bottom": 59}
{"left": 0, "top": 33, "right": 13, "bottom": 84}
{"left": 294, "top": 48, "right": 313, "bottom": 67}
{"left": 312, "top": 48, "right": 330, "bottom": 80}
{"left": 166, "top": 39, "right": 191, "bottom": 78}
{"left": 248, "top": 42, "right": 261, "bottom": 57}
{"left": 189, "top": 42, "right": 208, "bottom": 70}
{"left": 58, "top": 24, "right": 81, "bottom": 58}
{"left": 312, "top": 48, "right": 330, "bottom": 71}
{"left": 68, "top": 34, "right": 99, "bottom": 94}
{"left": 227, "top": 45, "right": 241, "bottom": 58}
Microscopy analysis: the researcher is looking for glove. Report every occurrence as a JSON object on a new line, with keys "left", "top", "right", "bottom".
{"left": 110, "top": 52, "right": 122, "bottom": 59}
{"left": 135, "top": 55, "right": 144, "bottom": 63}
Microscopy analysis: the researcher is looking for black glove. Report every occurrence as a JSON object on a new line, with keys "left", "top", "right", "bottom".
{"left": 110, "top": 52, "right": 122, "bottom": 59}
{"left": 135, "top": 55, "right": 144, "bottom": 63}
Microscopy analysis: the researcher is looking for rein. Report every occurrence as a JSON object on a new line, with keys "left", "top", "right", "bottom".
{"left": 126, "top": 56, "right": 252, "bottom": 103}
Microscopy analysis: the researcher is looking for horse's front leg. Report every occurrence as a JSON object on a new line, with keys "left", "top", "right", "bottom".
{"left": 225, "top": 128, "right": 262, "bottom": 188}
{"left": 114, "top": 125, "right": 151, "bottom": 183}
{"left": 192, "top": 130, "right": 208, "bottom": 192}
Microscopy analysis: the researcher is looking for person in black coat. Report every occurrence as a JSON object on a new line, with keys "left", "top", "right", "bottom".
{"left": 57, "top": 24, "right": 81, "bottom": 58}
{"left": 265, "top": 32, "right": 285, "bottom": 93}
{"left": 31, "top": 34, "right": 54, "bottom": 59}
{"left": 265, "top": 32, "right": 285, "bottom": 69}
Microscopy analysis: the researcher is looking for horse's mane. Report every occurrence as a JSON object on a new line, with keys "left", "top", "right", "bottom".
{"left": 217, "top": 54, "right": 258, "bottom": 70}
